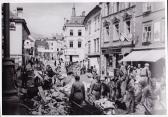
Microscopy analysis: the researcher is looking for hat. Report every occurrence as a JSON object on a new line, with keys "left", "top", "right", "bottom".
{"left": 145, "top": 63, "right": 149, "bottom": 67}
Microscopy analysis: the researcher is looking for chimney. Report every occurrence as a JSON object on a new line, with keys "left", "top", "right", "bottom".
{"left": 82, "top": 11, "right": 85, "bottom": 16}
{"left": 17, "top": 7, "right": 23, "bottom": 18}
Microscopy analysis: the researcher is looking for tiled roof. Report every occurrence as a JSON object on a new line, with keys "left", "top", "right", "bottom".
{"left": 65, "top": 16, "right": 85, "bottom": 27}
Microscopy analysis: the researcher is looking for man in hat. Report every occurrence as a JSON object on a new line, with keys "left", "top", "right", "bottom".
{"left": 140, "top": 63, "right": 151, "bottom": 84}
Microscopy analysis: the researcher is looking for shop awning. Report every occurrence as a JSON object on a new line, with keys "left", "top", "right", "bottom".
{"left": 120, "top": 49, "right": 165, "bottom": 62}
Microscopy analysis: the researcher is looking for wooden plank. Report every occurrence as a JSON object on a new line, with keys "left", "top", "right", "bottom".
{"left": 38, "top": 86, "right": 47, "bottom": 103}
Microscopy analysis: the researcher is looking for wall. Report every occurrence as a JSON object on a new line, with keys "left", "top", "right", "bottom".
{"left": 135, "top": 2, "right": 165, "bottom": 48}
{"left": 64, "top": 26, "right": 86, "bottom": 61}
{"left": 85, "top": 11, "right": 101, "bottom": 55}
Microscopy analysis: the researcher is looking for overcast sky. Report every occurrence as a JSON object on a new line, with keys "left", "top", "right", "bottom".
{"left": 10, "top": 3, "right": 97, "bottom": 37}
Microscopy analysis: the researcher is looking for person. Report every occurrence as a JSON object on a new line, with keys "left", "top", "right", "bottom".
{"left": 89, "top": 76, "right": 102, "bottom": 100}
{"left": 125, "top": 66, "right": 136, "bottom": 113}
{"left": 54, "top": 60, "right": 57, "bottom": 67}
{"left": 70, "top": 75, "right": 85, "bottom": 105}
{"left": 135, "top": 64, "right": 142, "bottom": 83}
{"left": 21, "top": 66, "right": 28, "bottom": 88}
{"left": 140, "top": 63, "right": 151, "bottom": 84}
{"left": 108, "top": 76, "right": 116, "bottom": 101}
{"left": 100, "top": 77, "right": 110, "bottom": 98}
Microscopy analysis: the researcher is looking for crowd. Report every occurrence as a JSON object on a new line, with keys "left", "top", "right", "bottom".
{"left": 68, "top": 62, "right": 166, "bottom": 114}
{"left": 14, "top": 57, "right": 166, "bottom": 115}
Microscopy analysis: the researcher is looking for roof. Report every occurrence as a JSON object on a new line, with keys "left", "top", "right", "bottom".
{"left": 83, "top": 5, "right": 101, "bottom": 24}
{"left": 10, "top": 11, "right": 30, "bottom": 35}
{"left": 120, "top": 49, "right": 165, "bottom": 62}
{"left": 64, "top": 16, "right": 85, "bottom": 27}
{"left": 35, "top": 40, "right": 49, "bottom": 49}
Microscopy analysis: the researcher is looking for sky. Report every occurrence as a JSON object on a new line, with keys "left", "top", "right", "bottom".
{"left": 10, "top": 3, "right": 97, "bottom": 37}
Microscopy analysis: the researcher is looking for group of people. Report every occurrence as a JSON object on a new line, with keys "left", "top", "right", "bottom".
{"left": 68, "top": 62, "right": 165, "bottom": 114}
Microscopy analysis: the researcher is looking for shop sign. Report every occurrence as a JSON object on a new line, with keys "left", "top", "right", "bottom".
{"left": 108, "top": 48, "right": 121, "bottom": 54}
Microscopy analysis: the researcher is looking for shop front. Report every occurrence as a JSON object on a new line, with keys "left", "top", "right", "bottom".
{"left": 88, "top": 55, "right": 100, "bottom": 74}
{"left": 120, "top": 48, "right": 165, "bottom": 79}
{"left": 101, "top": 46, "right": 132, "bottom": 77}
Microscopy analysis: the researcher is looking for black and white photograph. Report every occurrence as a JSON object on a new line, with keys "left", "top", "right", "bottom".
{"left": 1, "top": 0, "right": 167, "bottom": 115}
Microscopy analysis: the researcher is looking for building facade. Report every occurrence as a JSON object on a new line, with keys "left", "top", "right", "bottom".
{"left": 63, "top": 5, "right": 86, "bottom": 62}
{"left": 10, "top": 7, "right": 30, "bottom": 66}
{"left": 121, "top": 2, "right": 165, "bottom": 78}
{"left": 84, "top": 5, "right": 101, "bottom": 74}
{"left": 100, "top": 2, "right": 136, "bottom": 76}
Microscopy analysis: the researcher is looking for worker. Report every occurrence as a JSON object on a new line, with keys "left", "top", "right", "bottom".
{"left": 70, "top": 75, "right": 85, "bottom": 105}
{"left": 89, "top": 76, "right": 102, "bottom": 100}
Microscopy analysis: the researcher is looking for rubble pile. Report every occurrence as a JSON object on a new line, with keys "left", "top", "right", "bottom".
{"left": 30, "top": 87, "right": 70, "bottom": 115}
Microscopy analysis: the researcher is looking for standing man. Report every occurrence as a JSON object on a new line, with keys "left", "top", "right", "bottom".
{"left": 70, "top": 75, "right": 85, "bottom": 105}
{"left": 140, "top": 63, "right": 151, "bottom": 84}
{"left": 135, "top": 64, "right": 142, "bottom": 83}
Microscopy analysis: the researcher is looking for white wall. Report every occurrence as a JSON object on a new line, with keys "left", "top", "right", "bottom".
{"left": 85, "top": 12, "right": 101, "bottom": 54}
{"left": 10, "top": 23, "right": 23, "bottom": 56}
{"left": 64, "top": 26, "right": 87, "bottom": 62}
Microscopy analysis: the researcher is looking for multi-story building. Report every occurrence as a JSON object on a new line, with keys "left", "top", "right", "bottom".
{"left": 24, "top": 35, "right": 35, "bottom": 60}
{"left": 46, "top": 34, "right": 65, "bottom": 60}
{"left": 100, "top": 2, "right": 136, "bottom": 76}
{"left": 121, "top": 2, "right": 165, "bottom": 78}
{"left": 83, "top": 4, "right": 101, "bottom": 74}
{"left": 63, "top": 4, "right": 86, "bottom": 62}
{"left": 9, "top": 7, "right": 30, "bottom": 66}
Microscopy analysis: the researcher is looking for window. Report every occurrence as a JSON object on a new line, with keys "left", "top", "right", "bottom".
{"left": 88, "top": 21, "right": 91, "bottom": 35}
{"left": 78, "top": 30, "right": 82, "bottom": 36}
{"left": 10, "top": 22, "right": 16, "bottom": 30}
{"left": 117, "top": 2, "right": 120, "bottom": 12}
{"left": 125, "top": 20, "right": 131, "bottom": 34}
{"left": 97, "top": 16, "right": 100, "bottom": 30}
{"left": 69, "top": 41, "right": 73, "bottom": 48}
{"left": 51, "top": 43, "right": 53, "bottom": 46}
{"left": 161, "top": 19, "right": 165, "bottom": 42}
{"left": 57, "top": 48, "right": 59, "bottom": 51}
{"left": 115, "top": 23, "right": 119, "bottom": 34}
{"left": 143, "top": 24, "right": 152, "bottom": 43}
{"left": 70, "top": 29, "right": 73, "bottom": 36}
{"left": 143, "top": 3, "right": 152, "bottom": 13}
{"left": 107, "top": 2, "right": 110, "bottom": 15}
{"left": 154, "top": 21, "right": 161, "bottom": 42}
{"left": 125, "top": 2, "right": 131, "bottom": 8}
{"left": 113, "top": 23, "right": 120, "bottom": 41}
{"left": 106, "top": 26, "right": 109, "bottom": 36}
{"left": 94, "top": 17, "right": 97, "bottom": 32}
{"left": 94, "top": 39, "right": 96, "bottom": 52}
{"left": 97, "top": 38, "right": 99, "bottom": 52}
{"left": 78, "top": 41, "right": 82, "bottom": 48}
{"left": 88, "top": 41, "right": 91, "bottom": 53}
